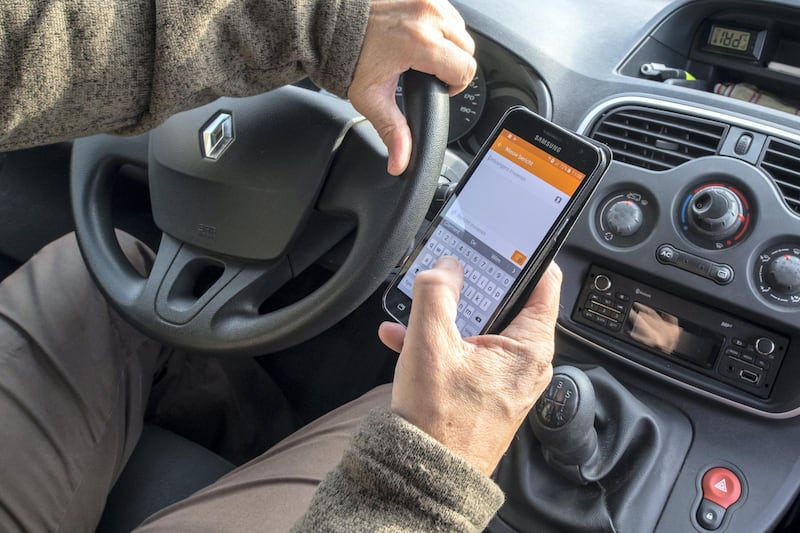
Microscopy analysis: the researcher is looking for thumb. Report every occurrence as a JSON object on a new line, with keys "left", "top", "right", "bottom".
{"left": 405, "top": 256, "right": 464, "bottom": 348}
{"left": 351, "top": 78, "right": 412, "bottom": 176}
{"left": 378, "top": 321, "right": 407, "bottom": 353}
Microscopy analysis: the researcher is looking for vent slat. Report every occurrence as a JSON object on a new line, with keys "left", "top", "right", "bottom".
{"left": 784, "top": 197, "right": 800, "bottom": 209}
{"left": 774, "top": 179, "right": 800, "bottom": 195}
{"left": 609, "top": 112, "right": 724, "bottom": 142}
{"left": 593, "top": 132, "right": 694, "bottom": 166}
{"left": 761, "top": 161, "right": 800, "bottom": 181}
{"left": 597, "top": 124, "right": 718, "bottom": 155}
{"left": 764, "top": 148, "right": 800, "bottom": 168}
{"left": 589, "top": 106, "right": 726, "bottom": 171}
{"left": 760, "top": 138, "right": 800, "bottom": 215}
{"left": 606, "top": 151, "right": 673, "bottom": 171}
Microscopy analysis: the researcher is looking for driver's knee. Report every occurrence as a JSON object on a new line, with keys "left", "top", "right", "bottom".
{"left": 0, "top": 231, "right": 168, "bottom": 533}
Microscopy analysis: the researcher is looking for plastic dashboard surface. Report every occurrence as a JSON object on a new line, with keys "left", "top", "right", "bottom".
{"left": 454, "top": 0, "right": 800, "bottom": 414}
{"left": 452, "top": 0, "right": 800, "bottom": 531}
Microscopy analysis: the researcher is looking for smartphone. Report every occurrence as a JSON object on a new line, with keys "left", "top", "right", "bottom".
{"left": 383, "top": 106, "right": 611, "bottom": 337}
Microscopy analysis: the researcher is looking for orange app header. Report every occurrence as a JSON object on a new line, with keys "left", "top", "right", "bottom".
{"left": 491, "top": 129, "right": 585, "bottom": 196}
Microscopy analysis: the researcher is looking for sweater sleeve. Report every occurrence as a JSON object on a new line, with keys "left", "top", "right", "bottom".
{"left": 0, "top": 0, "right": 369, "bottom": 151}
{"left": 292, "top": 410, "right": 505, "bottom": 532}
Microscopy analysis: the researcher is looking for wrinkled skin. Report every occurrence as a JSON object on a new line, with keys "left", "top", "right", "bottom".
{"left": 349, "top": 0, "right": 477, "bottom": 175}
{"left": 380, "top": 257, "right": 562, "bottom": 475}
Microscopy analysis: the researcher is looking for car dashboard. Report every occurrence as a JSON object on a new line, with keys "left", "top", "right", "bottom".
{"left": 447, "top": 0, "right": 800, "bottom": 531}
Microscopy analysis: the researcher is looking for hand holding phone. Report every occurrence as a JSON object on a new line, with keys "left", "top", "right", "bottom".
{"left": 383, "top": 106, "right": 611, "bottom": 336}
{"left": 383, "top": 258, "right": 564, "bottom": 475}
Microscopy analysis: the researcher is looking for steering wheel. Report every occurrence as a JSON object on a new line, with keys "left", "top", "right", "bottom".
{"left": 70, "top": 72, "right": 449, "bottom": 356}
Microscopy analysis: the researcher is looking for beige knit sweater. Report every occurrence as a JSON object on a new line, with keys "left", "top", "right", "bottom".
{"left": 0, "top": 1, "right": 504, "bottom": 530}
{"left": 1, "top": 0, "right": 364, "bottom": 150}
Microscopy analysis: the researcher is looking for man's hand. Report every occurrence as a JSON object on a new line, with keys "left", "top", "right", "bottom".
{"left": 378, "top": 257, "right": 562, "bottom": 476}
{"left": 348, "top": 0, "right": 477, "bottom": 176}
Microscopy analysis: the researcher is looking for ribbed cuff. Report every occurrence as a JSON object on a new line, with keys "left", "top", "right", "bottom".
{"left": 343, "top": 410, "right": 505, "bottom": 530}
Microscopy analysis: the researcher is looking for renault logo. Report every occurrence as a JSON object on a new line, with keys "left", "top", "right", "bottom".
{"left": 201, "top": 112, "right": 234, "bottom": 160}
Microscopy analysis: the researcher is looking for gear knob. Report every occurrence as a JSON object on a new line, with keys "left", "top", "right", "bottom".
{"left": 529, "top": 366, "right": 599, "bottom": 482}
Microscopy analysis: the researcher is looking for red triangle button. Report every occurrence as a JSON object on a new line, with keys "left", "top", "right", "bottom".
{"left": 702, "top": 467, "right": 742, "bottom": 509}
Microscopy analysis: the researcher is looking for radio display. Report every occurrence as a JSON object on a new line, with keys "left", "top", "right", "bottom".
{"left": 625, "top": 302, "right": 722, "bottom": 368}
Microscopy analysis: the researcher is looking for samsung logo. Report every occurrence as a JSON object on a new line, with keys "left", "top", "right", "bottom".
{"left": 534, "top": 135, "right": 562, "bottom": 153}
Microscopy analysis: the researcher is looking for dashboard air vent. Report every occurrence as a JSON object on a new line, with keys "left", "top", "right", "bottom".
{"left": 590, "top": 106, "right": 727, "bottom": 171}
{"left": 759, "top": 138, "right": 800, "bottom": 215}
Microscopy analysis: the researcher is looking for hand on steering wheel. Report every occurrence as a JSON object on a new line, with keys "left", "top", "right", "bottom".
{"left": 349, "top": 0, "right": 477, "bottom": 175}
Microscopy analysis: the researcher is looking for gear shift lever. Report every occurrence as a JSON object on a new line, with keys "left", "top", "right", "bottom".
{"left": 529, "top": 366, "right": 599, "bottom": 483}
{"left": 492, "top": 365, "right": 693, "bottom": 533}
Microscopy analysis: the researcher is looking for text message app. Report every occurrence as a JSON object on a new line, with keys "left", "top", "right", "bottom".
{"left": 398, "top": 129, "right": 583, "bottom": 336}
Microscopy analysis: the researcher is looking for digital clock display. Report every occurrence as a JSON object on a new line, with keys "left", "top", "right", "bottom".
{"left": 708, "top": 25, "right": 752, "bottom": 52}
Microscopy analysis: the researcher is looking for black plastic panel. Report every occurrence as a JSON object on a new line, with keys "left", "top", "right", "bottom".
{"left": 572, "top": 265, "right": 788, "bottom": 399}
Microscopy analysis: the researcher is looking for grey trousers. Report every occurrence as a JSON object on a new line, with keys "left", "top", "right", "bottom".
{"left": 0, "top": 233, "right": 390, "bottom": 532}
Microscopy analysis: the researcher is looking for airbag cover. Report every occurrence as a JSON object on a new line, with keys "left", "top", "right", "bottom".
{"left": 148, "top": 87, "right": 361, "bottom": 260}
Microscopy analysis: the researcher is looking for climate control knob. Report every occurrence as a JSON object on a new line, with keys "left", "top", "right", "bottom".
{"left": 767, "top": 254, "right": 800, "bottom": 295}
{"left": 596, "top": 191, "right": 655, "bottom": 247}
{"left": 688, "top": 186, "right": 743, "bottom": 240}
{"left": 754, "top": 245, "right": 800, "bottom": 307}
{"left": 604, "top": 200, "right": 643, "bottom": 237}
{"left": 680, "top": 183, "right": 751, "bottom": 250}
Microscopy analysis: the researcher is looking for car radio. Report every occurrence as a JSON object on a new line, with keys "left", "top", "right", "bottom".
{"left": 572, "top": 266, "right": 788, "bottom": 398}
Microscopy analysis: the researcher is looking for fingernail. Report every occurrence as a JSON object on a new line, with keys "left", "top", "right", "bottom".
{"left": 435, "top": 255, "right": 461, "bottom": 271}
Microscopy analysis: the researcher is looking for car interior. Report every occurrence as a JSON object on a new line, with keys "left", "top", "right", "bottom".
{"left": 2, "top": 0, "right": 800, "bottom": 531}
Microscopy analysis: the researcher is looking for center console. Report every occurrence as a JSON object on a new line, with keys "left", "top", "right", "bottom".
{"left": 494, "top": 87, "right": 800, "bottom": 529}
{"left": 553, "top": 94, "right": 800, "bottom": 416}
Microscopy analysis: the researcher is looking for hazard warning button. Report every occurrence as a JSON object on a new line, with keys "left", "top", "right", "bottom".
{"left": 702, "top": 467, "right": 742, "bottom": 509}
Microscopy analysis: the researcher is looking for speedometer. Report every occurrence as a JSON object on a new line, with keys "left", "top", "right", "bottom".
{"left": 448, "top": 65, "right": 487, "bottom": 142}
{"left": 395, "top": 65, "right": 487, "bottom": 143}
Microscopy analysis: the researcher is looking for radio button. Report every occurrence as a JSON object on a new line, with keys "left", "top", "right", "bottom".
{"left": 714, "top": 265, "right": 734, "bottom": 284}
{"left": 754, "top": 357, "right": 770, "bottom": 370}
{"left": 724, "top": 347, "right": 740, "bottom": 358}
{"left": 739, "top": 352, "right": 755, "bottom": 364}
{"left": 657, "top": 244, "right": 678, "bottom": 264}
{"left": 755, "top": 337, "right": 775, "bottom": 356}
{"left": 593, "top": 274, "right": 612, "bottom": 292}
{"left": 615, "top": 292, "right": 630, "bottom": 302}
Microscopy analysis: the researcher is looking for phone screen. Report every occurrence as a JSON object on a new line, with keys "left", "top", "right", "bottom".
{"left": 389, "top": 127, "right": 590, "bottom": 337}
